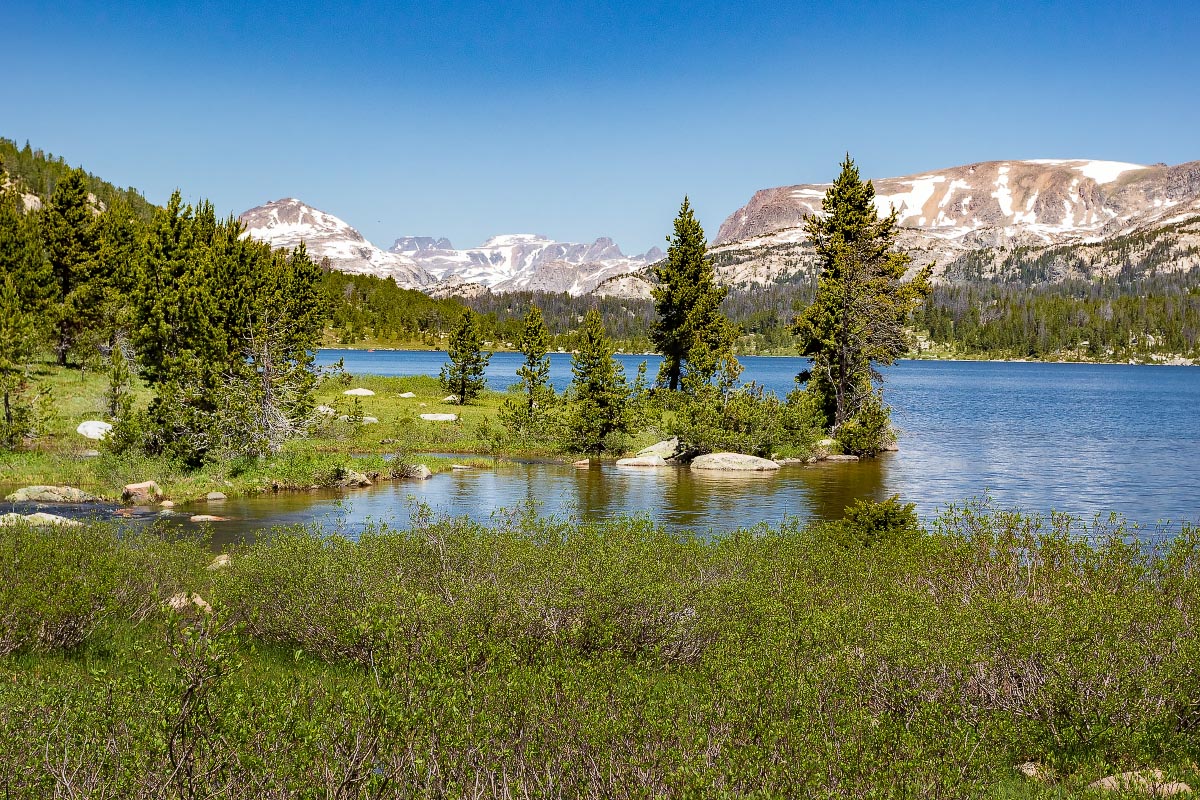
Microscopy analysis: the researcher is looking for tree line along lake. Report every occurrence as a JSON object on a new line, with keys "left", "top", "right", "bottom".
{"left": 276, "top": 349, "right": 1200, "bottom": 540}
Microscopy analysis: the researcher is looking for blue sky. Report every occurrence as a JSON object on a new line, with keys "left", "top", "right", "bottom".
{"left": 7, "top": 0, "right": 1198, "bottom": 253}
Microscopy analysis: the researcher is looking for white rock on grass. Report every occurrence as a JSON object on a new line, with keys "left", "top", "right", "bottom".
{"left": 441, "top": 395, "right": 459, "bottom": 403}
{"left": 316, "top": 404, "right": 337, "bottom": 415}
{"left": 420, "top": 413, "right": 457, "bottom": 422}
{"left": 343, "top": 388, "right": 375, "bottom": 396}
{"left": 362, "top": 416, "right": 379, "bottom": 424}
{"left": 690, "top": 453, "right": 781, "bottom": 472}
{"left": 76, "top": 420, "right": 113, "bottom": 440}
{"left": 1087, "top": 770, "right": 1190, "bottom": 795}
{"left": 167, "top": 592, "right": 213, "bottom": 615}
{"left": 398, "top": 392, "right": 416, "bottom": 398}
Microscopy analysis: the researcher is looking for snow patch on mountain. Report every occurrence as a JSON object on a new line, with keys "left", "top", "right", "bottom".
{"left": 238, "top": 199, "right": 433, "bottom": 289}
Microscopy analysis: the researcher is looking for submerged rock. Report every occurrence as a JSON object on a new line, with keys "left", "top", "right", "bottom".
{"left": 824, "top": 454, "right": 861, "bottom": 462}
{"left": 5, "top": 485, "right": 100, "bottom": 503}
{"left": 691, "top": 453, "right": 781, "bottom": 472}
{"left": 189, "top": 514, "right": 228, "bottom": 523}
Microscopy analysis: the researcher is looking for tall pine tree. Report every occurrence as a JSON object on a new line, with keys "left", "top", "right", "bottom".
{"left": 43, "top": 168, "right": 100, "bottom": 365}
{"left": 792, "top": 155, "right": 931, "bottom": 450}
{"left": 650, "top": 197, "right": 735, "bottom": 391}
{"left": 499, "top": 305, "right": 556, "bottom": 439}
{"left": 566, "top": 309, "right": 632, "bottom": 457}
{"left": 440, "top": 309, "right": 490, "bottom": 405}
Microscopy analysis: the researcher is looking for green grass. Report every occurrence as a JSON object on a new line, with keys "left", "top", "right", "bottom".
{"left": 4, "top": 504, "right": 1200, "bottom": 796}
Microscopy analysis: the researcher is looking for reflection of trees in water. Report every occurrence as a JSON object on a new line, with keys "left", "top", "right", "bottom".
{"left": 787, "top": 456, "right": 890, "bottom": 522}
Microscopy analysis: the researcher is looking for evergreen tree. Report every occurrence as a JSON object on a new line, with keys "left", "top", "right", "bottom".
{"left": 498, "top": 305, "right": 556, "bottom": 439}
{"left": 0, "top": 188, "right": 54, "bottom": 328}
{"left": 566, "top": 309, "right": 632, "bottom": 457}
{"left": 650, "top": 197, "right": 734, "bottom": 391}
{"left": 792, "top": 155, "right": 931, "bottom": 451}
{"left": 105, "top": 341, "right": 133, "bottom": 421}
{"left": 440, "top": 309, "right": 490, "bottom": 405}
{"left": 0, "top": 275, "right": 38, "bottom": 448}
{"left": 43, "top": 168, "right": 100, "bottom": 365}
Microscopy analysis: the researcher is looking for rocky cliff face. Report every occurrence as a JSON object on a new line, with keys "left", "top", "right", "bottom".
{"left": 238, "top": 199, "right": 434, "bottom": 288}
{"left": 712, "top": 160, "right": 1200, "bottom": 285}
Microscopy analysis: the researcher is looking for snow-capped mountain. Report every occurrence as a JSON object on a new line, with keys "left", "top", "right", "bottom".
{"left": 238, "top": 198, "right": 659, "bottom": 297}
{"left": 389, "top": 234, "right": 663, "bottom": 296}
{"left": 238, "top": 199, "right": 433, "bottom": 289}
{"left": 712, "top": 159, "right": 1200, "bottom": 285}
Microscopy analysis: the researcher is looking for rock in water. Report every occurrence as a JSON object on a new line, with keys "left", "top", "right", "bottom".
{"left": 616, "top": 455, "right": 669, "bottom": 467}
{"left": 5, "top": 485, "right": 100, "bottom": 503}
{"left": 690, "top": 453, "right": 781, "bottom": 472}
{"left": 122, "top": 481, "right": 163, "bottom": 504}
{"left": 824, "top": 454, "right": 861, "bottom": 462}
{"left": 343, "top": 387, "right": 375, "bottom": 396}
{"left": 76, "top": 420, "right": 113, "bottom": 440}
{"left": 189, "top": 514, "right": 227, "bottom": 523}
{"left": 205, "top": 492, "right": 227, "bottom": 502}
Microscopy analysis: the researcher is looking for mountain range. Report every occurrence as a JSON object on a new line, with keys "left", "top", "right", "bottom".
{"left": 239, "top": 158, "right": 1200, "bottom": 299}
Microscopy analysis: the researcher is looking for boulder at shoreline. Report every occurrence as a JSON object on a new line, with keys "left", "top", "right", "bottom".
{"left": 616, "top": 455, "right": 669, "bottom": 467}
{"left": 5, "top": 485, "right": 100, "bottom": 503}
{"left": 691, "top": 453, "right": 781, "bottom": 472}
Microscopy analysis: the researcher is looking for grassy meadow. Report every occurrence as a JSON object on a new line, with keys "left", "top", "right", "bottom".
{"left": 3, "top": 501, "right": 1200, "bottom": 797}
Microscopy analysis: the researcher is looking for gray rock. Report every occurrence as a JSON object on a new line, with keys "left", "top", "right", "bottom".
{"left": 122, "top": 481, "right": 163, "bottom": 504}
{"left": 205, "top": 492, "right": 227, "bottom": 502}
{"left": 824, "top": 454, "right": 861, "bottom": 462}
{"left": 5, "top": 485, "right": 100, "bottom": 503}
{"left": 189, "top": 514, "right": 227, "bottom": 523}
{"left": 420, "top": 413, "right": 458, "bottom": 422}
{"left": 441, "top": 395, "right": 459, "bottom": 403}
{"left": 616, "top": 455, "right": 669, "bottom": 467}
{"left": 773, "top": 458, "right": 808, "bottom": 467}
{"left": 343, "top": 387, "right": 375, "bottom": 396}
{"left": 207, "top": 554, "right": 232, "bottom": 570}
{"left": 337, "top": 470, "right": 373, "bottom": 488}
{"left": 635, "top": 437, "right": 681, "bottom": 460}
{"left": 691, "top": 453, "right": 781, "bottom": 472}
{"left": 398, "top": 391, "right": 416, "bottom": 398}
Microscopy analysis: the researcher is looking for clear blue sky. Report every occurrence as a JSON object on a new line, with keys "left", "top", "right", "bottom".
{"left": 7, "top": 0, "right": 1198, "bottom": 253}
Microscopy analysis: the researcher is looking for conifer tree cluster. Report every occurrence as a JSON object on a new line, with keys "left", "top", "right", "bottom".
{"left": 498, "top": 306, "right": 556, "bottom": 438}
{"left": 0, "top": 155, "right": 329, "bottom": 461}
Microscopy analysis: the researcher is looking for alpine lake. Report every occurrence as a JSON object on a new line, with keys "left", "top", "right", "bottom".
{"left": 13, "top": 350, "right": 1200, "bottom": 544}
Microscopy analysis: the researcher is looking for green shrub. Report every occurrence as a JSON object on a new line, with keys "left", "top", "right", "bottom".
{"left": 835, "top": 390, "right": 895, "bottom": 455}
{"left": 833, "top": 494, "right": 921, "bottom": 548}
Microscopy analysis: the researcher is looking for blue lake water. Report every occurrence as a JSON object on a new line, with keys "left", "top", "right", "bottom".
{"left": 301, "top": 350, "right": 1200, "bottom": 535}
